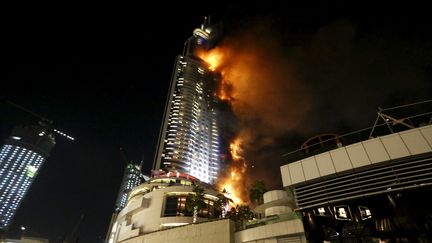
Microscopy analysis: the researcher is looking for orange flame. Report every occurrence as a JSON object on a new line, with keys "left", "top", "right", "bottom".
{"left": 230, "top": 137, "right": 243, "bottom": 160}
{"left": 217, "top": 136, "right": 249, "bottom": 205}
{"left": 198, "top": 48, "right": 250, "bottom": 205}
{"left": 196, "top": 48, "right": 234, "bottom": 103}
{"left": 196, "top": 48, "right": 224, "bottom": 71}
{"left": 215, "top": 78, "right": 233, "bottom": 103}
{"left": 220, "top": 183, "right": 242, "bottom": 205}
{"left": 196, "top": 26, "right": 309, "bottom": 204}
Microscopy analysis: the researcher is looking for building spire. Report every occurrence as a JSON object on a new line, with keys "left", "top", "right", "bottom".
{"left": 201, "top": 15, "right": 211, "bottom": 30}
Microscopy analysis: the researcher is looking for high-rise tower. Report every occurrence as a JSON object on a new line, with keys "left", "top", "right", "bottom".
{"left": 105, "top": 162, "right": 147, "bottom": 243}
{"left": 0, "top": 125, "right": 56, "bottom": 230}
{"left": 153, "top": 18, "right": 221, "bottom": 184}
{"left": 114, "top": 163, "right": 146, "bottom": 212}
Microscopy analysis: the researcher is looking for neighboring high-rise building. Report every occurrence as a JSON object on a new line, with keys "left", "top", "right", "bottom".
{"left": 114, "top": 163, "right": 146, "bottom": 212}
{"left": 153, "top": 18, "right": 222, "bottom": 184}
{"left": 105, "top": 162, "right": 148, "bottom": 243}
{"left": 0, "top": 125, "right": 55, "bottom": 230}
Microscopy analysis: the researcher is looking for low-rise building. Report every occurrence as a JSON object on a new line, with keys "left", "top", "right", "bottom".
{"left": 280, "top": 123, "right": 432, "bottom": 242}
{"left": 107, "top": 172, "right": 223, "bottom": 242}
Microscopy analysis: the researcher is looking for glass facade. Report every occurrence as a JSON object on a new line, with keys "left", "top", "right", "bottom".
{"left": 163, "top": 195, "right": 216, "bottom": 218}
{"left": 153, "top": 20, "right": 221, "bottom": 184}
{"left": 164, "top": 195, "right": 190, "bottom": 217}
{"left": 0, "top": 126, "right": 55, "bottom": 230}
{"left": 114, "top": 163, "right": 143, "bottom": 211}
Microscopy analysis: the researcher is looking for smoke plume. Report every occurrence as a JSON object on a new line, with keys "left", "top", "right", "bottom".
{"left": 206, "top": 14, "right": 432, "bottom": 198}
{"left": 199, "top": 18, "right": 311, "bottom": 200}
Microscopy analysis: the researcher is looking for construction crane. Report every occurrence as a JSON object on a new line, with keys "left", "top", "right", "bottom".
{"left": 62, "top": 214, "right": 84, "bottom": 243}
{"left": 119, "top": 147, "right": 147, "bottom": 181}
{"left": 3, "top": 99, "right": 75, "bottom": 141}
{"left": 119, "top": 147, "right": 130, "bottom": 165}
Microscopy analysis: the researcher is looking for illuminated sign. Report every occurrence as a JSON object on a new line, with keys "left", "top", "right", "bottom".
{"left": 358, "top": 206, "right": 372, "bottom": 220}
{"left": 313, "top": 206, "right": 333, "bottom": 217}
{"left": 312, "top": 205, "right": 372, "bottom": 221}
{"left": 334, "top": 205, "right": 352, "bottom": 220}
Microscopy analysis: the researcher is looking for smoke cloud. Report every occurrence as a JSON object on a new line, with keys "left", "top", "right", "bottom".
{"left": 217, "top": 19, "right": 310, "bottom": 147}
{"left": 206, "top": 18, "right": 311, "bottom": 194}
{"left": 213, "top": 14, "right": 432, "bottom": 192}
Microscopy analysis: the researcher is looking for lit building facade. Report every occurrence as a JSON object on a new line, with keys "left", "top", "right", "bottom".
{"left": 0, "top": 125, "right": 55, "bottom": 230}
{"left": 114, "top": 163, "right": 145, "bottom": 212}
{"left": 107, "top": 169, "right": 306, "bottom": 243}
{"left": 280, "top": 124, "right": 432, "bottom": 242}
{"left": 107, "top": 173, "right": 224, "bottom": 243}
{"left": 153, "top": 19, "right": 221, "bottom": 184}
{"left": 236, "top": 190, "right": 306, "bottom": 243}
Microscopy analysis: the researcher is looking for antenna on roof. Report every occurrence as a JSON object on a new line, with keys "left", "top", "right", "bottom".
{"left": 119, "top": 147, "right": 129, "bottom": 165}
{"left": 139, "top": 153, "right": 144, "bottom": 170}
{"left": 201, "top": 15, "right": 211, "bottom": 30}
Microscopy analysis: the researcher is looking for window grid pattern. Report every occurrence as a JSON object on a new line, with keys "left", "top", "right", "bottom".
{"left": 0, "top": 144, "right": 45, "bottom": 229}
{"left": 160, "top": 56, "right": 220, "bottom": 184}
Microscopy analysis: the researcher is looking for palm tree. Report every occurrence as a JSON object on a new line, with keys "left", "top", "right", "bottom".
{"left": 214, "top": 189, "right": 233, "bottom": 218}
{"left": 226, "top": 204, "right": 255, "bottom": 230}
{"left": 236, "top": 205, "right": 255, "bottom": 222}
{"left": 186, "top": 185, "right": 206, "bottom": 223}
{"left": 249, "top": 180, "right": 267, "bottom": 205}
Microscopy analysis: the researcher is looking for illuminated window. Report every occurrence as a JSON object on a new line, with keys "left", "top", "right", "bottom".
{"left": 163, "top": 196, "right": 192, "bottom": 217}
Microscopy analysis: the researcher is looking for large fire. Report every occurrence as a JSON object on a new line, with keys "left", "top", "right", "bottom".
{"left": 230, "top": 137, "right": 243, "bottom": 160}
{"left": 196, "top": 48, "right": 233, "bottom": 103}
{"left": 197, "top": 48, "right": 250, "bottom": 205}
{"left": 219, "top": 137, "right": 248, "bottom": 205}
{"left": 196, "top": 31, "right": 307, "bottom": 204}
{"left": 196, "top": 48, "right": 224, "bottom": 71}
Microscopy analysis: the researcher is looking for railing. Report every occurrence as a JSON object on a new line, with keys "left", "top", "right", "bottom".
{"left": 235, "top": 211, "right": 302, "bottom": 231}
{"left": 282, "top": 100, "right": 432, "bottom": 164}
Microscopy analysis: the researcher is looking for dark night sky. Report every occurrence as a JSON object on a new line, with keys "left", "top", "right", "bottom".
{"left": 1, "top": 2, "right": 431, "bottom": 242}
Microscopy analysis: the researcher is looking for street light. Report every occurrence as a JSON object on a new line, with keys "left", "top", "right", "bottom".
{"left": 20, "top": 225, "right": 26, "bottom": 239}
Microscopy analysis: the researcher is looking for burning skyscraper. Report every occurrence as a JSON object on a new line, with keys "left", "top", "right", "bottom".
{"left": 152, "top": 18, "right": 222, "bottom": 184}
